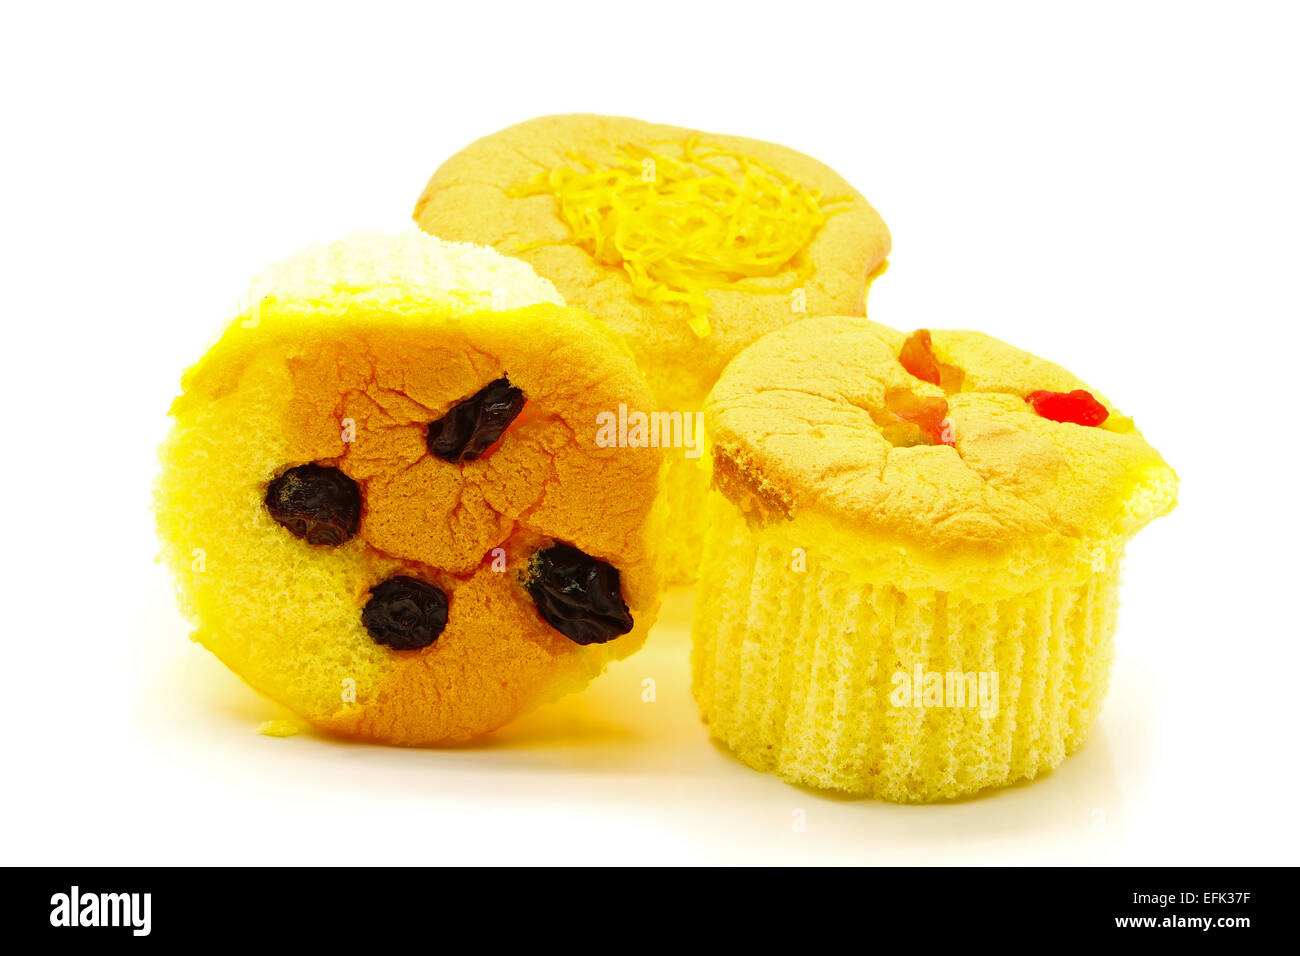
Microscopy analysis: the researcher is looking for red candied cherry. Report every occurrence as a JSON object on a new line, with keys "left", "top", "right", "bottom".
{"left": 1025, "top": 389, "right": 1110, "bottom": 427}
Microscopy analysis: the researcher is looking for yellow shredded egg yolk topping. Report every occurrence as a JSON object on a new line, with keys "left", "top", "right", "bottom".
{"left": 511, "top": 138, "right": 847, "bottom": 336}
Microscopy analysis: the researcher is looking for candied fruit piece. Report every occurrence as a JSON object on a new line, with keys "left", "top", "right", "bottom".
{"left": 427, "top": 377, "right": 526, "bottom": 463}
{"left": 899, "top": 329, "right": 965, "bottom": 393}
{"left": 362, "top": 576, "right": 449, "bottom": 650}
{"left": 880, "top": 422, "right": 931, "bottom": 447}
{"left": 899, "top": 329, "right": 942, "bottom": 385}
{"left": 938, "top": 361, "right": 965, "bottom": 394}
{"left": 525, "top": 543, "right": 634, "bottom": 646}
{"left": 885, "top": 388, "right": 949, "bottom": 442}
{"left": 1025, "top": 389, "right": 1110, "bottom": 427}
{"left": 870, "top": 387, "right": 953, "bottom": 447}
{"left": 265, "top": 463, "right": 362, "bottom": 546}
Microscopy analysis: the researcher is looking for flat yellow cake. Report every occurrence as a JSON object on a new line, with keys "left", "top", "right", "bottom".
{"left": 413, "top": 114, "right": 891, "bottom": 582}
{"left": 156, "top": 232, "right": 664, "bottom": 745}
{"left": 693, "top": 316, "right": 1177, "bottom": 801}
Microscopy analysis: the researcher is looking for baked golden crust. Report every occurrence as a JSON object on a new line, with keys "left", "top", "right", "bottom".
{"left": 413, "top": 114, "right": 891, "bottom": 409}
{"left": 705, "top": 316, "right": 1177, "bottom": 586}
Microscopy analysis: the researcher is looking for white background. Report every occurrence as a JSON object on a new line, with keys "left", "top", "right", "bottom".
{"left": 2, "top": 2, "right": 1297, "bottom": 865}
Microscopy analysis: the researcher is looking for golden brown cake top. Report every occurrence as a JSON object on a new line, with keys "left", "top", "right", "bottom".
{"left": 706, "top": 316, "right": 1177, "bottom": 573}
{"left": 414, "top": 114, "right": 891, "bottom": 408}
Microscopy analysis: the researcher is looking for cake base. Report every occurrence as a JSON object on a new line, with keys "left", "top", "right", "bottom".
{"left": 691, "top": 492, "right": 1121, "bottom": 802}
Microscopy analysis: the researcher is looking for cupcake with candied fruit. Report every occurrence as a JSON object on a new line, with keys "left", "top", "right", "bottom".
{"left": 413, "top": 115, "right": 891, "bottom": 581}
{"left": 693, "top": 316, "right": 1177, "bottom": 801}
{"left": 156, "top": 232, "right": 664, "bottom": 745}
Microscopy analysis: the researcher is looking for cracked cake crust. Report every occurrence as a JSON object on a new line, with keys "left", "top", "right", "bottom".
{"left": 705, "top": 316, "right": 1178, "bottom": 588}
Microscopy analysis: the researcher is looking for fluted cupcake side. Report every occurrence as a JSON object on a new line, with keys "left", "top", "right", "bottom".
{"left": 692, "top": 491, "right": 1122, "bottom": 802}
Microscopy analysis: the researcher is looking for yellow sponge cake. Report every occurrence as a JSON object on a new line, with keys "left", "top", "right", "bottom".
{"left": 693, "top": 316, "right": 1177, "bottom": 800}
{"left": 156, "top": 232, "right": 664, "bottom": 745}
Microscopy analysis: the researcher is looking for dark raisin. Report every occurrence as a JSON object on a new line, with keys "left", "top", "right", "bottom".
{"left": 426, "top": 376, "right": 526, "bottom": 463}
{"left": 525, "top": 544, "right": 634, "bottom": 646}
{"left": 265, "top": 464, "right": 362, "bottom": 546}
{"left": 362, "top": 576, "right": 449, "bottom": 650}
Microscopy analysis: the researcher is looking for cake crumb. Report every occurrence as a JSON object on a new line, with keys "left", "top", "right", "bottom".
{"left": 258, "top": 719, "right": 301, "bottom": 738}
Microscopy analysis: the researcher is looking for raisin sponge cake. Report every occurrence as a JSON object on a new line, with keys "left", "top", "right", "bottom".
{"left": 693, "top": 316, "right": 1177, "bottom": 801}
{"left": 413, "top": 114, "right": 891, "bottom": 582}
{"left": 156, "top": 232, "right": 664, "bottom": 745}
